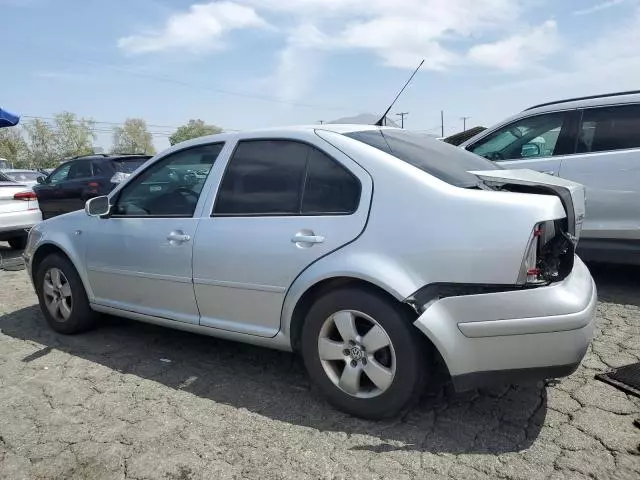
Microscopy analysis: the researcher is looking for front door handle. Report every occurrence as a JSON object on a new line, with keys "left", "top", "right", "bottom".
{"left": 167, "top": 231, "right": 191, "bottom": 243}
{"left": 291, "top": 233, "right": 325, "bottom": 244}
{"left": 538, "top": 170, "right": 556, "bottom": 176}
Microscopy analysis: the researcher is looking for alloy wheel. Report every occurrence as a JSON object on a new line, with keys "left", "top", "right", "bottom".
{"left": 317, "top": 310, "right": 396, "bottom": 398}
{"left": 43, "top": 267, "right": 73, "bottom": 322}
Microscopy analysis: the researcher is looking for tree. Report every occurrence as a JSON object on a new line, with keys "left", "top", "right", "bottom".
{"left": 54, "top": 112, "right": 96, "bottom": 159}
{"left": 169, "top": 119, "right": 222, "bottom": 146}
{"left": 0, "top": 127, "right": 28, "bottom": 167}
{"left": 111, "top": 118, "right": 155, "bottom": 155}
{"left": 23, "top": 119, "right": 59, "bottom": 169}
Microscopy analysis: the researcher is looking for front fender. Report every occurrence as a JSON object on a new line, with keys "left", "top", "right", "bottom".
{"left": 279, "top": 250, "right": 422, "bottom": 338}
{"left": 26, "top": 223, "right": 92, "bottom": 300}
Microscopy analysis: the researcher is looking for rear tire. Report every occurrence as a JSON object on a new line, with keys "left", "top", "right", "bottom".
{"left": 301, "top": 287, "right": 427, "bottom": 419}
{"left": 35, "top": 254, "right": 99, "bottom": 334}
{"left": 8, "top": 236, "right": 27, "bottom": 250}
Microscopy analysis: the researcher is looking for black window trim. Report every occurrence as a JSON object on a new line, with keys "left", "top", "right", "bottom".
{"left": 108, "top": 141, "right": 226, "bottom": 219}
{"left": 571, "top": 102, "right": 640, "bottom": 156}
{"left": 466, "top": 110, "right": 579, "bottom": 161}
{"left": 211, "top": 138, "right": 362, "bottom": 218}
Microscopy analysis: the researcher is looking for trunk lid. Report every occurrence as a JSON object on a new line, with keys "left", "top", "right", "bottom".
{"left": 0, "top": 182, "right": 33, "bottom": 213}
{"left": 469, "top": 169, "right": 585, "bottom": 243}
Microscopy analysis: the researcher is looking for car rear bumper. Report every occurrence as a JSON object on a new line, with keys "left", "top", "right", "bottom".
{"left": 413, "top": 256, "right": 597, "bottom": 390}
{"left": 0, "top": 209, "right": 42, "bottom": 239}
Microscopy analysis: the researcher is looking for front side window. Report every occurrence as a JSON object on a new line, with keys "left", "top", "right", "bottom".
{"left": 112, "top": 143, "right": 223, "bottom": 217}
{"left": 468, "top": 112, "right": 567, "bottom": 161}
{"left": 48, "top": 163, "right": 72, "bottom": 184}
{"left": 577, "top": 104, "right": 640, "bottom": 153}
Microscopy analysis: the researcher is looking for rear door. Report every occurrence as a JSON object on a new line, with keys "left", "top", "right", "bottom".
{"left": 465, "top": 110, "right": 578, "bottom": 176}
{"left": 192, "top": 137, "right": 372, "bottom": 337}
{"left": 558, "top": 104, "right": 640, "bottom": 241}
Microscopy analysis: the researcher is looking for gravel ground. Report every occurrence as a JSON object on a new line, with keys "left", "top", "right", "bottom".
{"left": 0, "top": 244, "right": 638, "bottom": 480}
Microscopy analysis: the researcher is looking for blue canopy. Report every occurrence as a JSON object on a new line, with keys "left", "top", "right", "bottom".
{"left": 0, "top": 108, "right": 20, "bottom": 128}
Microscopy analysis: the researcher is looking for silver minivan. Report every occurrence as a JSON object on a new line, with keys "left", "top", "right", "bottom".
{"left": 461, "top": 91, "right": 640, "bottom": 265}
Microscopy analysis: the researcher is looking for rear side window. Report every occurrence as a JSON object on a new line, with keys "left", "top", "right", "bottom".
{"left": 346, "top": 130, "right": 499, "bottom": 188}
{"left": 302, "top": 148, "right": 360, "bottom": 214}
{"left": 215, "top": 140, "right": 308, "bottom": 215}
{"left": 577, "top": 105, "right": 640, "bottom": 153}
{"left": 214, "top": 140, "right": 360, "bottom": 216}
{"left": 111, "top": 157, "right": 150, "bottom": 173}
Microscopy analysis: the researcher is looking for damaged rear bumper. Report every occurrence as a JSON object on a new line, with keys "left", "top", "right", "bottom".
{"left": 413, "top": 256, "right": 597, "bottom": 391}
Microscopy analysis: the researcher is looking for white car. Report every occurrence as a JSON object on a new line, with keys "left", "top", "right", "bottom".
{"left": 1, "top": 169, "right": 43, "bottom": 187}
{"left": 24, "top": 125, "right": 596, "bottom": 418}
{"left": 0, "top": 174, "right": 42, "bottom": 249}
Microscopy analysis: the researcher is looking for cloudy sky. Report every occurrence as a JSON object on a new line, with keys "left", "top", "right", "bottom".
{"left": 3, "top": 0, "right": 640, "bottom": 150}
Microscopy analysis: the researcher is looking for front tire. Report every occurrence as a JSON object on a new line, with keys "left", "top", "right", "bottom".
{"left": 301, "top": 287, "right": 427, "bottom": 419}
{"left": 35, "top": 254, "right": 99, "bottom": 334}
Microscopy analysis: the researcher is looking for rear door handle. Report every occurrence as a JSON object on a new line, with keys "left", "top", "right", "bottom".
{"left": 167, "top": 231, "right": 191, "bottom": 243}
{"left": 291, "top": 233, "right": 325, "bottom": 244}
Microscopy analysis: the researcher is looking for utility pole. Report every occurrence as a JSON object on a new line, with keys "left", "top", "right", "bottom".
{"left": 396, "top": 112, "right": 408, "bottom": 128}
{"left": 460, "top": 116, "right": 471, "bottom": 131}
{"left": 318, "top": 120, "right": 324, "bottom": 124}
{"left": 441, "top": 110, "right": 444, "bottom": 137}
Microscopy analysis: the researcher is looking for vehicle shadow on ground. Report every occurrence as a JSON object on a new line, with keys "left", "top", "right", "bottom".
{"left": 1, "top": 303, "right": 548, "bottom": 456}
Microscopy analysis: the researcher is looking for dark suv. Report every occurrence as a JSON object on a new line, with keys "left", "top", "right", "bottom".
{"left": 34, "top": 154, "right": 151, "bottom": 220}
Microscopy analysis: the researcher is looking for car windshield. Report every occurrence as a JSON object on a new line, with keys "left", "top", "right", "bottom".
{"left": 111, "top": 157, "right": 149, "bottom": 174}
{"left": 345, "top": 129, "right": 500, "bottom": 188}
{"left": 4, "top": 171, "right": 40, "bottom": 182}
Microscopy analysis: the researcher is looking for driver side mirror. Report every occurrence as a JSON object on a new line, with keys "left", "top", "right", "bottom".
{"left": 36, "top": 175, "right": 46, "bottom": 184}
{"left": 85, "top": 196, "right": 110, "bottom": 217}
{"left": 521, "top": 143, "right": 541, "bottom": 158}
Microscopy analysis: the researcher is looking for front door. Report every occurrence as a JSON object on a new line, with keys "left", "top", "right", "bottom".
{"left": 466, "top": 110, "right": 578, "bottom": 176}
{"left": 193, "top": 138, "right": 371, "bottom": 337}
{"left": 84, "top": 143, "right": 224, "bottom": 324}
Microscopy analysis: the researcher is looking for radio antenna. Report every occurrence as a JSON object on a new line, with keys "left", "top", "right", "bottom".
{"left": 374, "top": 59, "right": 424, "bottom": 127}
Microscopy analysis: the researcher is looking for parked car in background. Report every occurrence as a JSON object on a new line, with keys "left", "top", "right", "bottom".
{"left": 461, "top": 90, "right": 640, "bottom": 265}
{"left": 24, "top": 125, "right": 596, "bottom": 418}
{"left": 33, "top": 153, "right": 151, "bottom": 220}
{"left": 0, "top": 178, "right": 41, "bottom": 249}
{"left": 2, "top": 169, "right": 43, "bottom": 187}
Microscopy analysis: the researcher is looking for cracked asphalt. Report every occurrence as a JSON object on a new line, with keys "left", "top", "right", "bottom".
{"left": 0, "top": 245, "right": 638, "bottom": 479}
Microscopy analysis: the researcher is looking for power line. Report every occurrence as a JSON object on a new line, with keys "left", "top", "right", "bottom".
{"left": 12, "top": 40, "right": 358, "bottom": 113}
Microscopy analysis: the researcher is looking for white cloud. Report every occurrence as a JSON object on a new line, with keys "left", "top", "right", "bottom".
{"left": 117, "top": 1, "right": 268, "bottom": 54}
{"left": 468, "top": 20, "right": 560, "bottom": 71}
{"left": 573, "top": 0, "right": 627, "bottom": 16}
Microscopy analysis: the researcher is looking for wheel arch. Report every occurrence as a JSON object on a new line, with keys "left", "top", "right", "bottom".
{"left": 30, "top": 241, "right": 93, "bottom": 300}
{"left": 283, "top": 258, "right": 423, "bottom": 352}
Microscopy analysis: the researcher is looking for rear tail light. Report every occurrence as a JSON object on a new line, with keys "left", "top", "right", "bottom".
{"left": 13, "top": 191, "right": 37, "bottom": 201}
{"left": 87, "top": 182, "right": 99, "bottom": 187}
{"left": 110, "top": 172, "right": 131, "bottom": 184}
{"left": 519, "top": 222, "right": 546, "bottom": 285}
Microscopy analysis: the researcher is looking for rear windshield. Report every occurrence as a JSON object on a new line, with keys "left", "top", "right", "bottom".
{"left": 111, "top": 157, "right": 149, "bottom": 173}
{"left": 345, "top": 130, "right": 500, "bottom": 188}
{"left": 4, "top": 171, "right": 40, "bottom": 183}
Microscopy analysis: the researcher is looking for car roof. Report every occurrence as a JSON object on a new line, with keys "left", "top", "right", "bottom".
{"left": 170, "top": 124, "right": 398, "bottom": 150}
{"left": 523, "top": 90, "right": 640, "bottom": 115}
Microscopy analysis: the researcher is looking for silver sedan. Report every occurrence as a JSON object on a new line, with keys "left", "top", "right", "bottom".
{"left": 24, "top": 125, "right": 597, "bottom": 418}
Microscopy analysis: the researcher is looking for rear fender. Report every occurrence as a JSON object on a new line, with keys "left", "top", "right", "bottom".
{"left": 280, "top": 251, "right": 420, "bottom": 338}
